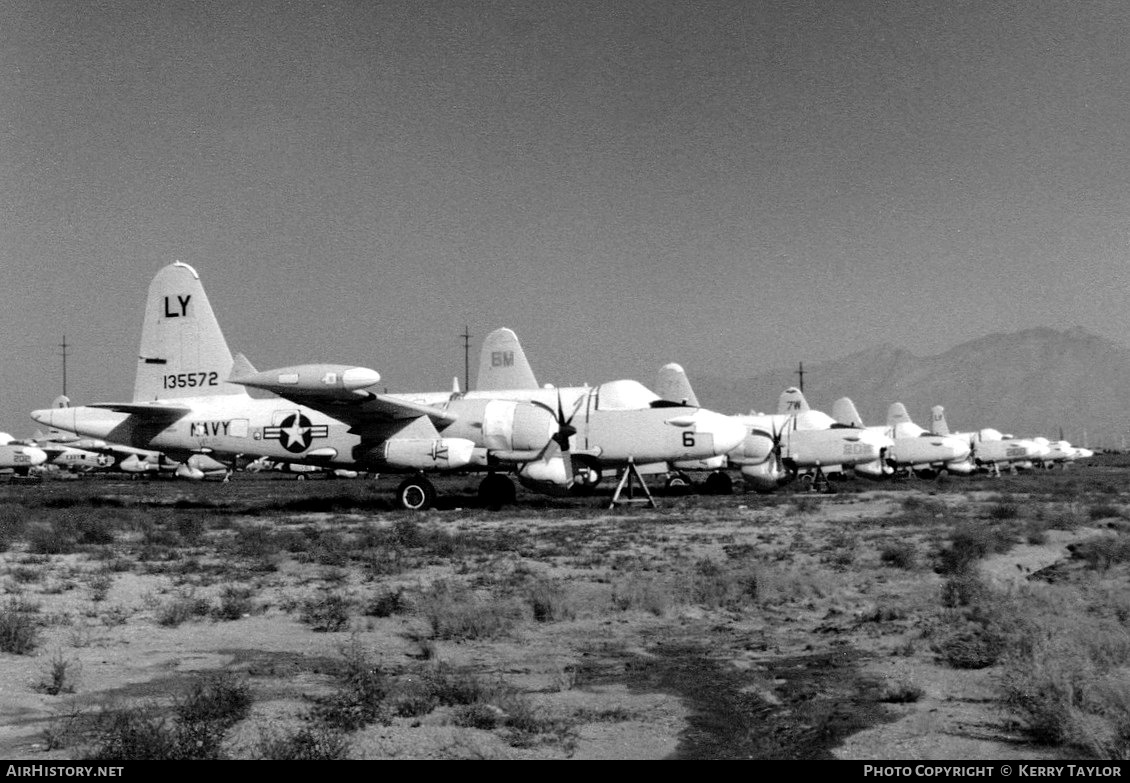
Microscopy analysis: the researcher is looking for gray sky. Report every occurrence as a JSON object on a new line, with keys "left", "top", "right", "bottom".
{"left": 4, "top": 0, "right": 1130, "bottom": 434}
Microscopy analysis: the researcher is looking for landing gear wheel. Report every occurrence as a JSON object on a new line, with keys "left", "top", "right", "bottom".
{"left": 570, "top": 462, "right": 602, "bottom": 495}
{"left": 296, "top": 474, "right": 307, "bottom": 481}
{"left": 703, "top": 471, "right": 733, "bottom": 495}
{"left": 478, "top": 473, "right": 516, "bottom": 510}
{"left": 665, "top": 472, "right": 694, "bottom": 495}
{"left": 396, "top": 476, "right": 436, "bottom": 511}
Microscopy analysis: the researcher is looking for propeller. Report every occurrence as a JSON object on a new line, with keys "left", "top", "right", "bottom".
{"left": 753, "top": 417, "right": 789, "bottom": 482}
{"left": 531, "top": 391, "right": 579, "bottom": 487}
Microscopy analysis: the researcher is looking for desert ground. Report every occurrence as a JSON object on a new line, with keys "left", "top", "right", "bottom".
{"left": 0, "top": 459, "right": 1127, "bottom": 760}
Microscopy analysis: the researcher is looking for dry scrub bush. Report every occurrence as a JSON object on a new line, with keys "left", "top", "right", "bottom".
{"left": 419, "top": 580, "right": 525, "bottom": 641}
{"left": 998, "top": 585, "right": 1130, "bottom": 758}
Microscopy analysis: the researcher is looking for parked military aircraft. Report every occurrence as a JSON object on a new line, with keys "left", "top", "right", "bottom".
{"left": 0, "top": 432, "right": 47, "bottom": 475}
{"left": 928, "top": 406, "right": 1048, "bottom": 476}
{"left": 735, "top": 389, "right": 893, "bottom": 491}
{"left": 832, "top": 399, "right": 972, "bottom": 478}
{"left": 653, "top": 366, "right": 890, "bottom": 493}
{"left": 32, "top": 262, "right": 743, "bottom": 509}
{"left": 31, "top": 396, "right": 232, "bottom": 480}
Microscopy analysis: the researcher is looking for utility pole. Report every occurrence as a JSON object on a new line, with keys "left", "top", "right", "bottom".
{"left": 461, "top": 325, "right": 471, "bottom": 393}
{"left": 795, "top": 361, "right": 805, "bottom": 393}
{"left": 60, "top": 334, "right": 68, "bottom": 397}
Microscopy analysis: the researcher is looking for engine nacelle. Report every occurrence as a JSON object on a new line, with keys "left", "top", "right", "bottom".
{"left": 119, "top": 455, "right": 158, "bottom": 473}
{"left": 482, "top": 400, "right": 556, "bottom": 453}
{"left": 175, "top": 463, "right": 206, "bottom": 480}
{"left": 187, "top": 454, "right": 229, "bottom": 473}
{"left": 727, "top": 430, "right": 775, "bottom": 465}
{"left": 382, "top": 438, "right": 476, "bottom": 471}
{"left": 518, "top": 457, "right": 570, "bottom": 486}
{"left": 853, "top": 458, "right": 892, "bottom": 479}
{"left": 740, "top": 460, "right": 789, "bottom": 493}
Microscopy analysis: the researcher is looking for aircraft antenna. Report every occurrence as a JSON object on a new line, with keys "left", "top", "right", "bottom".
{"left": 461, "top": 325, "right": 471, "bottom": 392}
{"left": 795, "top": 361, "right": 805, "bottom": 393}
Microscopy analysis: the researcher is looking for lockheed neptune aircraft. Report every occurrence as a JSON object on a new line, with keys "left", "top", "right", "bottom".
{"left": 831, "top": 399, "right": 972, "bottom": 478}
{"left": 32, "top": 262, "right": 744, "bottom": 509}
{"left": 31, "top": 396, "right": 232, "bottom": 480}
{"left": 929, "top": 406, "right": 1051, "bottom": 476}
{"left": 652, "top": 364, "right": 891, "bottom": 492}
{"left": 0, "top": 432, "right": 47, "bottom": 475}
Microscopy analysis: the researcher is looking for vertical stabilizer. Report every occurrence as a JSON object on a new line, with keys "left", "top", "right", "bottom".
{"left": 832, "top": 397, "right": 864, "bottom": 427}
{"left": 476, "top": 328, "right": 539, "bottom": 391}
{"left": 655, "top": 363, "right": 700, "bottom": 407}
{"left": 930, "top": 405, "right": 951, "bottom": 435}
{"left": 133, "top": 262, "right": 245, "bottom": 401}
{"left": 777, "top": 387, "right": 810, "bottom": 416}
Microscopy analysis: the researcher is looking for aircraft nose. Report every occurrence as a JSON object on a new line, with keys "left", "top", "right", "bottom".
{"left": 860, "top": 431, "right": 889, "bottom": 458}
{"left": 24, "top": 446, "right": 47, "bottom": 466}
{"left": 29, "top": 408, "right": 54, "bottom": 427}
{"left": 947, "top": 436, "right": 972, "bottom": 460}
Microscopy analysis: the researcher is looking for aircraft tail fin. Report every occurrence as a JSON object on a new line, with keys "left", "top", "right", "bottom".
{"left": 230, "top": 353, "right": 258, "bottom": 380}
{"left": 52, "top": 395, "right": 71, "bottom": 409}
{"left": 832, "top": 397, "right": 864, "bottom": 427}
{"left": 655, "top": 363, "right": 700, "bottom": 407}
{"left": 777, "top": 387, "right": 810, "bottom": 416}
{"left": 930, "top": 405, "right": 951, "bottom": 435}
{"left": 886, "top": 402, "right": 913, "bottom": 428}
{"left": 133, "top": 262, "right": 246, "bottom": 402}
{"left": 476, "top": 327, "right": 539, "bottom": 391}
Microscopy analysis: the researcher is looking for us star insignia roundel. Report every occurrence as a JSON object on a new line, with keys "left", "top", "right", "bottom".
{"left": 264, "top": 413, "right": 329, "bottom": 454}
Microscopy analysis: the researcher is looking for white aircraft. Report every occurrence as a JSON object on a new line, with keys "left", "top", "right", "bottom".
{"left": 32, "top": 262, "right": 744, "bottom": 509}
{"left": 832, "top": 399, "right": 973, "bottom": 478}
{"left": 735, "top": 389, "right": 893, "bottom": 491}
{"left": 31, "top": 396, "right": 231, "bottom": 480}
{"left": 1030, "top": 435, "right": 1093, "bottom": 469}
{"left": 0, "top": 432, "right": 47, "bottom": 476}
{"left": 653, "top": 368, "right": 890, "bottom": 493}
{"left": 928, "top": 406, "right": 1048, "bottom": 476}
{"left": 651, "top": 363, "right": 739, "bottom": 493}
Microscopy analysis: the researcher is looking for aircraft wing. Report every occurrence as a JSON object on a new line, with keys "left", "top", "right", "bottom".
{"left": 230, "top": 364, "right": 459, "bottom": 432}
{"left": 315, "top": 391, "right": 459, "bottom": 428}
{"left": 87, "top": 402, "right": 193, "bottom": 419}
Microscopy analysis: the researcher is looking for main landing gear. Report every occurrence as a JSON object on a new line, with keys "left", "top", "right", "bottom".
{"left": 702, "top": 470, "right": 733, "bottom": 496}
{"left": 664, "top": 471, "right": 694, "bottom": 494}
{"left": 478, "top": 473, "right": 517, "bottom": 510}
{"left": 396, "top": 475, "right": 437, "bottom": 511}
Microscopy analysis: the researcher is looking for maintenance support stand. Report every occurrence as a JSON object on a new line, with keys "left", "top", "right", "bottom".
{"left": 609, "top": 458, "right": 658, "bottom": 509}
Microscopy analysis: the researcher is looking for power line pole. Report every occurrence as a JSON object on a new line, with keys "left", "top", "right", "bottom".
{"left": 461, "top": 325, "right": 471, "bottom": 392}
{"left": 60, "top": 334, "right": 68, "bottom": 397}
{"left": 795, "top": 361, "right": 804, "bottom": 393}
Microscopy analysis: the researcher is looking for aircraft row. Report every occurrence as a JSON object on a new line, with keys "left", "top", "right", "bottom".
{"left": 14, "top": 262, "right": 1091, "bottom": 507}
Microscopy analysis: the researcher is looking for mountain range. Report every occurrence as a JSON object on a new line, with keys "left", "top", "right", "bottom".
{"left": 691, "top": 327, "right": 1130, "bottom": 449}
